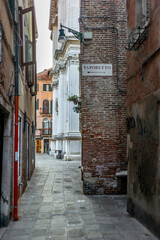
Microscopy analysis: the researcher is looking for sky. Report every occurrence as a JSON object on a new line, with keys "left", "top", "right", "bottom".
{"left": 34, "top": 0, "right": 52, "bottom": 73}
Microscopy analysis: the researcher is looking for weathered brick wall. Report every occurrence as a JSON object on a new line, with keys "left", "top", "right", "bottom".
{"left": 126, "top": 0, "right": 160, "bottom": 106}
{"left": 80, "top": 0, "right": 127, "bottom": 194}
{"left": 126, "top": 0, "right": 160, "bottom": 238}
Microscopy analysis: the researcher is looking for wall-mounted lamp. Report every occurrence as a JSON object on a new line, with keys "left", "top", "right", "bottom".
{"left": 58, "top": 23, "right": 83, "bottom": 43}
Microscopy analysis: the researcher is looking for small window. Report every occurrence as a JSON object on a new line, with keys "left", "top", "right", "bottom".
{"left": 36, "top": 99, "right": 39, "bottom": 110}
{"left": 43, "top": 84, "right": 52, "bottom": 92}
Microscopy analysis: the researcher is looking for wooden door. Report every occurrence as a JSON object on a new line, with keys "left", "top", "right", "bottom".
{"left": 36, "top": 140, "right": 41, "bottom": 153}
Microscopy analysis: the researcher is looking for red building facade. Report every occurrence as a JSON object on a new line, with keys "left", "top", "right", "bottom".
{"left": 126, "top": 0, "right": 160, "bottom": 238}
{"left": 80, "top": 0, "right": 127, "bottom": 194}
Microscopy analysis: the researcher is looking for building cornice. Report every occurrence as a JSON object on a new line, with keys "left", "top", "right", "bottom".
{"left": 54, "top": 38, "right": 80, "bottom": 60}
{"left": 52, "top": 51, "right": 79, "bottom": 76}
{"left": 49, "top": 0, "right": 58, "bottom": 31}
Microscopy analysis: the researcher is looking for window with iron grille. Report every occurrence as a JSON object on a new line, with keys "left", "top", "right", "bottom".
{"left": 42, "top": 118, "right": 49, "bottom": 134}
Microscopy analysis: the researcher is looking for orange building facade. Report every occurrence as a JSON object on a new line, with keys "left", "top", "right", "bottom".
{"left": 36, "top": 69, "right": 53, "bottom": 154}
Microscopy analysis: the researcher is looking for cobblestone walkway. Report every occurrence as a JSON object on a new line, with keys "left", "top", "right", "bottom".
{"left": 1, "top": 154, "right": 159, "bottom": 240}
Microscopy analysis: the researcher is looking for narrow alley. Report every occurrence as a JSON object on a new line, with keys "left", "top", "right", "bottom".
{"left": 1, "top": 155, "right": 158, "bottom": 240}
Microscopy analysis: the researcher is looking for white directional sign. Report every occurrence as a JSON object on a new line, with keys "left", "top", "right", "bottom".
{"left": 82, "top": 64, "right": 112, "bottom": 76}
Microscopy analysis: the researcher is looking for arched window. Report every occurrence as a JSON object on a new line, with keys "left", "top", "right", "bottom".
{"left": 42, "top": 118, "right": 49, "bottom": 134}
{"left": 43, "top": 100, "right": 49, "bottom": 114}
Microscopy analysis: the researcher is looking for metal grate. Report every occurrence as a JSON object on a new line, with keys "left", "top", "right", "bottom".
{"left": 126, "top": 26, "right": 148, "bottom": 51}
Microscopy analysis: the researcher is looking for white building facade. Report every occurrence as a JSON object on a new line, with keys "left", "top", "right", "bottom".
{"left": 49, "top": 0, "right": 81, "bottom": 160}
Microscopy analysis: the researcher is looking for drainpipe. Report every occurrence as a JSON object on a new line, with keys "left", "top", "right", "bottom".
{"left": 13, "top": 11, "right": 19, "bottom": 221}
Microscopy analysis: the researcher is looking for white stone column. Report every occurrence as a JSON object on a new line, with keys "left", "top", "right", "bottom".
{"left": 56, "top": 64, "right": 66, "bottom": 154}
{"left": 68, "top": 53, "right": 80, "bottom": 133}
{"left": 63, "top": 50, "right": 81, "bottom": 160}
{"left": 51, "top": 75, "right": 58, "bottom": 156}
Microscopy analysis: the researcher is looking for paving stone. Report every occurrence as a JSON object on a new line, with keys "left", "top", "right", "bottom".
{"left": 104, "top": 235, "right": 123, "bottom": 240}
{"left": 32, "top": 229, "right": 47, "bottom": 237}
{"left": 85, "top": 224, "right": 100, "bottom": 231}
{"left": 68, "top": 228, "right": 85, "bottom": 238}
{"left": 87, "top": 230, "right": 103, "bottom": 239}
{"left": 51, "top": 228, "right": 66, "bottom": 236}
{"left": 67, "top": 219, "right": 82, "bottom": 226}
{"left": 1, "top": 154, "right": 159, "bottom": 240}
{"left": 32, "top": 237, "right": 46, "bottom": 240}
{"left": 100, "top": 224, "right": 119, "bottom": 235}
{"left": 2, "top": 235, "right": 30, "bottom": 240}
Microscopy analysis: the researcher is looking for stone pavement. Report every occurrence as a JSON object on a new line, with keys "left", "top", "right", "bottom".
{"left": 1, "top": 154, "right": 159, "bottom": 240}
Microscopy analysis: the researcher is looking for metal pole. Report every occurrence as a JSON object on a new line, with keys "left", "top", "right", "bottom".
{"left": 14, "top": 16, "right": 19, "bottom": 221}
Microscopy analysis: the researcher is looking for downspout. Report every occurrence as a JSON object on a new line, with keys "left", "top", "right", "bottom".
{"left": 13, "top": 5, "right": 19, "bottom": 221}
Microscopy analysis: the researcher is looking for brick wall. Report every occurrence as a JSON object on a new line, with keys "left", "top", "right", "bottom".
{"left": 80, "top": 0, "right": 127, "bottom": 194}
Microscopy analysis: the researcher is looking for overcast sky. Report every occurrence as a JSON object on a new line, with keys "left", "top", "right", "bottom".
{"left": 35, "top": 0, "right": 52, "bottom": 73}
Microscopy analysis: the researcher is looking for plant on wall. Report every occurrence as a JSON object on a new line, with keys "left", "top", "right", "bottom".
{"left": 67, "top": 95, "right": 81, "bottom": 113}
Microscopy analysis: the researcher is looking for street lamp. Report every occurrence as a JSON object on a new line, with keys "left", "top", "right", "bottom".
{"left": 58, "top": 23, "right": 83, "bottom": 43}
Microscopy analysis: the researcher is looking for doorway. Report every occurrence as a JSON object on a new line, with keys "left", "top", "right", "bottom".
{"left": 27, "top": 123, "right": 30, "bottom": 180}
{"left": 0, "top": 112, "right": 4, "bottom": 227}
{"left": 44, "top": 139, "right": 49, "bottom": 153}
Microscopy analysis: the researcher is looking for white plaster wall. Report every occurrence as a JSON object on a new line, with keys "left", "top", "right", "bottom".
{"left": 51, "top": 0, "right": 81, "bottom": 160}
{"left": 68, "top": 0, "right": 80, "bottom": 30}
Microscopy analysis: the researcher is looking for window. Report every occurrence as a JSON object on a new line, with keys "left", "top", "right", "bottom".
{"left": 50, "top": 119, "right": 52, "bottom": 130}
{"left": 136, "top": 0, "right": 148, "bottom": 27}
{"left": 20, "top": 7, "right": 36, "bottom": 66}
{"left": 36, "top": 99, "right": 39, "bottom": 110}
{"left": 50, "top": 100, "right": 53, "bottom": 114}
{"left": 37, "top": 84, "right": 39, "bottom": 91}
{"left": 43, "top": 100, "right": 49, "bottom": 114}
{"left": 126, "top": 0, "right": 149, "bottom": 51}
{"left": 19, "top": 6, "right": 37, "bottom": 95}
{"left": 30, "top": 63, "right": 37, "bottom": 96}
{"left": 8, "top": 0, "right": 15, "bottom": 19}
{"left": 43, "top": 84, "right": 52, "bottom": 92}
{"left": 42, "top": 118, "right": 49, "bottom": 134}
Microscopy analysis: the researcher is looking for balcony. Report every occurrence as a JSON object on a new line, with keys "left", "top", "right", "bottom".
{"left": 40, "top": 112, "right": 52, "bottom": 117}
{"left": 39, "top": 128, "right": 52, "bottom": 136}
{"left": 39, "top": 108, "right": 52, "bottom": 117}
